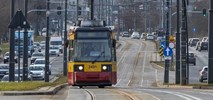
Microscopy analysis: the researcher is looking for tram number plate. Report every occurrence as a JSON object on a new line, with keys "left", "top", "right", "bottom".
{"left": 89, "top": 65, "right": 97, "bottom": 69}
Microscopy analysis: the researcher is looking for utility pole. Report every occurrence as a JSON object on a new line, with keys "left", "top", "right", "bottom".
{"left": 63, "top": 0, "right": 68, "bottom": 76}
{"left": 180, "top": 0, "right": 187, "bottom": 85}
{"left": 208, "top": 0, "right": 213, "bottom": 84}
{"left": 23, "top": 0, "right": 29, "bottom": 81}
{"left": 175, "top": 0, "right": 181, "bottom": 84}
{"left": 164, "top": 0, "right": 170, "bottom": 84}
{"left": 9, "top": 0, "right": 15, "bottom": 82}
{"left": 45, "top": 0, "right": 50, "bottom": 82}
{"left": 76, "top": 0, "right": 79, "bottom": 20}
{"left": 145, "top": 0, "right": 147, "bottom": 33}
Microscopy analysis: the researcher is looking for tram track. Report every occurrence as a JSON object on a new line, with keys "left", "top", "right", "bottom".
{"left": 106, "top": 89, "right": 140, "bottom": 100}
{"left": 83, "top": 88, "right": 96, "bottom": 100}
{"left": 127, "top": 41, "right": 147, "bottom": 87}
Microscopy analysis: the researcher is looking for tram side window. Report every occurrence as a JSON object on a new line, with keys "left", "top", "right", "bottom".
{"left": 69, "top": 40, "right": 74, "bottom": 61}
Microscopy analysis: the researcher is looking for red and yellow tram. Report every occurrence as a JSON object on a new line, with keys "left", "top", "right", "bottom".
{"left": 67, "top": 21, "right": 117, "bottom": 88}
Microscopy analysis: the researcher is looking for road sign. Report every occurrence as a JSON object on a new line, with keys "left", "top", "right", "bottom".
{"left": 163, "top": 47, "right": 173, "bottom": 56}
{"left": 169, "top": 35, "right": 175, "bottom": 42}
{"left": 161, "top": 41, "right": 166, "bottom": 48}
{"left": 159, "top": 47, "right": 163, "bottom": 56}
{"left": 169, "top": 42, "right": 175, "bottom": 48}
{"left": 8, "top": 10, "right": 30, "bottom": 29}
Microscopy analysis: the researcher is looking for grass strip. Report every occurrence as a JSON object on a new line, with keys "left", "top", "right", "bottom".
{"left": 0, "top": 75, "right": 67, "bottom": 91}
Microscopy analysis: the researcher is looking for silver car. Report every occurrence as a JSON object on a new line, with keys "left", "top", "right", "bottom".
{"left": 199, "top": 66, "right": 208, "bottom": 82}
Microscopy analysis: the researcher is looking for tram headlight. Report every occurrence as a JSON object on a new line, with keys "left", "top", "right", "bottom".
{"left": 102, "top": 66, "right": 107, "bottom": 70}
{"left": 101, "top": 65, "right": 111, "bottom": 72}
{"left": 74, "top": 65, "right": 84, "bottom": 72}
{"left": 78, "top": 66, "right": 83, "bottom": 70}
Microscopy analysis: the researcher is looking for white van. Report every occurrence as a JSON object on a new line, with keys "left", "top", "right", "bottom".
{"left": 50, "top": 36, "right": 63, "bottom": 53}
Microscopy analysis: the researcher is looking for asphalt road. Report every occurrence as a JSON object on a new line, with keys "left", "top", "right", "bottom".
{"left": 1, "top": 37, "right": 213, "bottom": 100}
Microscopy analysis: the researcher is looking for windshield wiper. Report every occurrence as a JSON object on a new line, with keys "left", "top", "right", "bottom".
{"left": 92, "top": 51, "right": 105, "bottom": 64}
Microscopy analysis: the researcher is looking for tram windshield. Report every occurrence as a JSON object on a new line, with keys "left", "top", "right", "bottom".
{"left": 74, "top": 39, "right": 112, "bottom": 62}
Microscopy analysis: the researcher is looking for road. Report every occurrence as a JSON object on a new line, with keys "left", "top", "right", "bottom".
{"left": 1, "top": 37, "right": 213, "bottom": 100}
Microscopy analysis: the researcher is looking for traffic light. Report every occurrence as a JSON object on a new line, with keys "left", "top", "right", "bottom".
{"left": 57, "top": 6, "right": 62, "bottom": 15}
{"left": 203, "top": 9, "right": 207, "bottom": 16}
{"left": 78, "top": 7, "right": 81, "bottom": 15}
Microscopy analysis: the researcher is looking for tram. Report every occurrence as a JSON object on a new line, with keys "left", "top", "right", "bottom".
{"left": 67, "top": 20, "right": 117, "bottom": 88}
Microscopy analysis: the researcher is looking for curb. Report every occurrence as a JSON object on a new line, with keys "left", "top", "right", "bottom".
{"left": 193, "top": 85, "right": 213, "bottom": 89}
{"left": 3, "top": 83, "right": 68, "bottom": 96}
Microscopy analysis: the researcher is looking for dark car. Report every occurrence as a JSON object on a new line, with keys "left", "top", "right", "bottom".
{"left": 188, "top": 53, "right": 196, "bottom": 65}
{"left": 198, "top": 42, "right": 208, "bottom": 51}
{"left": 189, "top": 38, "right": 199, "bottom": 47}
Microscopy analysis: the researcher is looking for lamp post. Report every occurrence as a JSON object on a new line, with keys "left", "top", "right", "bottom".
{"left": 175, "top": 0, "right": 181, "bottom": 84}
{"left": 45, "top": 0, "right": 50, "bottom": 82}
{"left": 208, "top": 0, "right": 213, "bottom": 84}
{"left": 9, "top": 0, "right": 15, "bottom": 82}
{"left": 63, "top": 0, "right": 68, "bottom": 76}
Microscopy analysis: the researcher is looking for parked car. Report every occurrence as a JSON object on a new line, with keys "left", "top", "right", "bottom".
{"left": 30, "top": 52, "right": 45, "bottom": 64}
{"left": 29, "top": 65, "right": 45, "bottom": 80}
{"left": 3, "top": 52, "right": 18, "bottom": 63}
{"left": 199, "top": 66, "right": 208, "bottom": 82}
{"left": 189, "top": 38, "right": 199, "bottom": 47}
{"left": 146, "top": 34, "right": 155, "bottom": 40}
{"left": 131, "top": 32, "right": 140, "bottom": 39}
{"left": 0, "top": 64, "right": 9, "bottom": 79}
{"left": 122, "top": 31, "right": 130, "bottom": 37}
{"left": 32, "top": 58, "right": 51, "bottom": 75}
{"left": 187, "top": 52, "right": 196, "bottom": 65}
{"left": 197, "top": 41, "right": 208, "bottom": 51}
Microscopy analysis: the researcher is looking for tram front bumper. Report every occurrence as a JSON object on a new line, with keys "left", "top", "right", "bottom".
{"left": 74, "top": 72, "right": 112, "bottom": 86}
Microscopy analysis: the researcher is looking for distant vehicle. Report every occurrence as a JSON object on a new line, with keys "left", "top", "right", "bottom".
{"left": 14, "top": 30, "right": 34, "bottom": 57}
{"left": 49, "top": 46, "right": 60, "bottom": 56}
{"left": 199, "top": 66, "right": 208, "bottom": 82}
{"left": 29, "top": 65, "right": 45, "bottom": 80}
{"left": 197, "top": 41, "right": 208, "bottom": 51}
{"left": 30, "top": 52, "right": 45, "bottom": 64}
{"left": 1, "top": 75, "right": 21, "bottom": 82}
{"left": 50, "top": 37, "right": 63, "bottom": 53}
{"left": 189, "top": 38, "right": 199, "bottom": 47}
{"left": 201, "top": 37, "right": 208, "bottom": 42}
{"left": 187, "top": 52, "right": 196, "bottom": 65}
{"left": 146, "top": 34, "right": 155, "bottom": 40}
{"left": 40, "top": 41, "right": 46, "bottom": 49}
{"left": 32, "top": 58, "right": 51, "bottom": 75}
{"left": 140, "top": 33, "right": 146, "bottom": 39}
{"left": 122, "top": 31, "right": 130, "bottom": 37}
{"left": 0, "top": 64, "right": 9, "bottom": 79}
{"left": 3, "top": 52, "right": 18, "bottom": 63}
{"left": 41, "top": 28, "right": 46, "bottom": 36}
{"left": 131, "top": 32, "right": 140, "bottom": 39}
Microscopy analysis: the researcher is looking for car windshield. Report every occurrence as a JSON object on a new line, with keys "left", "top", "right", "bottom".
{"left": 188, "top": 53, "right": 194, "bottom": 57}
{"left": 5, "top": 53, "right": 9, "bottom": 56}
{"left": 32, "top": 53, "right": 43, "bottom": 56}
{"left": 29, "top": 66, "right": 43, "bottom": 71}
{"left": 1, "top": 76, "right": 19, "bottom": 81}
{"left": 0, "top": 65, "right": 9, "bottom": 69}
{"left": 34, "top": 60, "right": 45, "bottom": 64}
